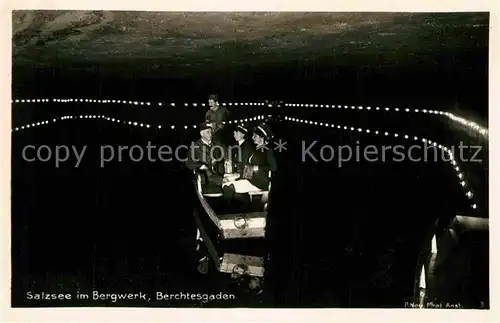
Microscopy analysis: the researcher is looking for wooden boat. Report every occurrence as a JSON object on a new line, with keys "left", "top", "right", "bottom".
{"left": 191, "top": 169, "right": 272, "bottom": 291}
{"left": 193, "top": 170, "right": 271, "bottom": 239}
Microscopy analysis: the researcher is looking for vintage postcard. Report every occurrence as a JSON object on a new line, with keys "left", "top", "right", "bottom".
{"left": 3, "top": 3, "right": 498, "bottom": 322}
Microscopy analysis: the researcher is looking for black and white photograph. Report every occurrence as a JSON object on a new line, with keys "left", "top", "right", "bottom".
{"left": 6, "top": 4, "right": 496, "bottom": 320}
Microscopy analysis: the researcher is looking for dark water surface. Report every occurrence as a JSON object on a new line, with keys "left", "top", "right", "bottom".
{"left": 11, "top": 104, "right": 476, "bottom": 307}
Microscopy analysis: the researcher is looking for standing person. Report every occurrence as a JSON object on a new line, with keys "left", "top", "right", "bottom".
{"left": 186, "top": 122, "right": 225, "bottom": 194}
{"left": 205, "top": 94, "right": 229, "bottom": 143}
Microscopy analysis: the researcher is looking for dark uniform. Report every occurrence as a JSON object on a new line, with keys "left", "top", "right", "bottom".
{"left": 186, "top": 124, "right": 225, "bottom": 194}
{"left": 231, "top": 139, "right": 255, "bottom": 176}
{"left": 222, "top": 123, "right": 277, "bottom": 212}
{"left": 247, "top": 148, "right": 277, "bottom": 190}
{"left": 247, "top": 123, "right": 277, "bottom": 190}
{"left": 228, "top": 124, "right": 255, "bottom": 176}
{"left": 205, "top": 106, "right": 229, "bottom": 143}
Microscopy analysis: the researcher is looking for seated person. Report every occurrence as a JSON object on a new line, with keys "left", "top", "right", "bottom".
{"left": 186, "top": 122, "right": 225, "bottom": 194}
{"left": 222, "top": 123, "right": 277, "bottom": 196}
{"left": 226, "top": 124, "right": 255, "bottom": 176}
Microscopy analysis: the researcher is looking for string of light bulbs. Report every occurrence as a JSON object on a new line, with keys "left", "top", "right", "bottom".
{"left": 284, "top": 103, "right": 488, "bottom": 139}
{"left": 444, "top": 112, "right": 488, "bottom": 138}
{"left": 12, "top": 111, "right": 478, "bottom": 211}
{"left": 11, "top": 97, "right": 488, "bottom": 139}
{"left": 11, "top": 114, "right": 270, "bottom": 132}
{"left": 12, "top": 114, "right": 477, "bottom": 209}
{"left": 283, "top": 116, "right": 478, "bottom": 212}
{"left": 11, "top": 98, "right": 268, "bottom": 107}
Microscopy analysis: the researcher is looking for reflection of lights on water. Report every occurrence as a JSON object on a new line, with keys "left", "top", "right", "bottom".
{"left": 431, "top": 235, "right": 438, "bottom": 254}
{"left": 419, "top": 266, "right": 426, "bottom": 289}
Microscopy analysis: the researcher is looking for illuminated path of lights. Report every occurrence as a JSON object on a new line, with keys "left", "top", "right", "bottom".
{"left": 12, "top": 108, "right": 480, "bottom": 212}
{"left": 11, "top": 97, "right": 488, "bottom": 139}
{"left": 283, "top": 116, "right": 478, "bottom": 212}
{"left": 11, "top": 114, "right": 268, "bottom": 132}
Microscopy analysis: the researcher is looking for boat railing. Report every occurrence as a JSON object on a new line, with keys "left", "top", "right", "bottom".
{"left": 193, "top": 169, "right": 271, "bottom": 238}
{"left": 193, "top": 170, "right": 223, "bottom": 231}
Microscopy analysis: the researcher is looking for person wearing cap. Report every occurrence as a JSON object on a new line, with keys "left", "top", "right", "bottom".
{"left": 222, "top": 123, "right": 277, "bottom": 195}
{"left": 228, "top": 124, "right": 255, "bottom": 176}
{"left": 221, "top": 124, "right": 256, "bottom": 212}
{"left": 246, "top": 123, "right": 277, "bottom": 190}
{"left": 186, "top": 122, "right": 225, "bottom": 194}
{"left": 205, "top": 94, "right": 229, "bottom": 141}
